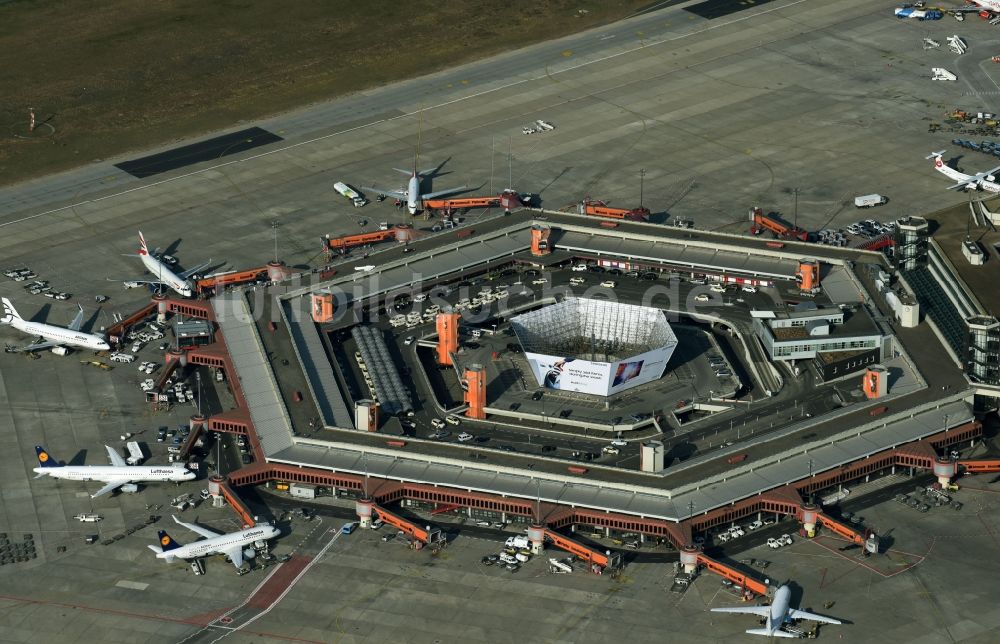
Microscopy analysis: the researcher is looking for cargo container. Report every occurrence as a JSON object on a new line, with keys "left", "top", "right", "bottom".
{"left": 289, "top": 483, "right": 317, "bottom": 499}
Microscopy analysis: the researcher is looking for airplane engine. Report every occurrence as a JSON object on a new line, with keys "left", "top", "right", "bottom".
{"left": 120, "top": 483, "right": 139, "bottom": 493}
{"left": 243, "top": 547, "right": 256, "bottom": 560}
{"left": 987, "top": 175, "right": 996, "bottom": 182}
{"left": 51, "top": 346, "right": 70, "bottom": 356}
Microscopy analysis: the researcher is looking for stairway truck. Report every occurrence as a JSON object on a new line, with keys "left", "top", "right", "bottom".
{"left": 854, "top": 194, "right": 887, "bottom": 208}
{"left": 333, "top": 182, "right": 369, "bottom": 207}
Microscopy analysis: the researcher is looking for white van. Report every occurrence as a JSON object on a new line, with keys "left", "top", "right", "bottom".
{"left": 110, "top": 352, "right": 136, "bottom": 363}
{"left": 854, "top": 194, "right": 887, "bottom": 208}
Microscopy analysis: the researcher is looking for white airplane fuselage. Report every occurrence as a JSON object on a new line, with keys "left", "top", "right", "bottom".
{"left": 156, "top": 525, "right": 280, "bottom": 562}
{"left": 407, "top": 174, "right": 421, "bottom": 214}
{"left": 5, "top": 316, "right": 109, "bottom": 351}
{"left": 34, "top": 464, "right": 194, "bottom": 483}
{"left": 139, "top": 251, "right": 193, "bottom": 297}
{"left": 763, "top": 585, "right": 793, "bottom": 635}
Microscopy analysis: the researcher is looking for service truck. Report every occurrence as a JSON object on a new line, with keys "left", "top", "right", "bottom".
{"left": 854, "top": 194, "right": 887, "bottom": 208}
{"left": 125, "top": 440, "right": 144, "bottom": 465}
{"left": 334, "top": 182, "right": 368, "bottom": 207}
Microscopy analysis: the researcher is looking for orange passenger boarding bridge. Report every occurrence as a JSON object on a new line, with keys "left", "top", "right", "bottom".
{"left": 578, "top": 199, "right": 650, "bottom": 222}
{"left": 424, "top": 196, "right": 500, "bottom": 211}
{"left": 324, "top": 229, "right": 398, "bottom": 252}
{"left": 817, "top": 514, "right": 866, "bottom": 545}
{"left": 195, "top": 268, "right": 268, "bottom": 294}
{"left": 697, "top": 553, "right": 769, "bottom": 597}
{"left": 373, "top": 505, "right": 445, "bottom": 545}
{"left": 543, "top": 528, "right": 621, "bottom": 571}
{"left": 959, "top": 458, "right": 1000, "bottom": 474}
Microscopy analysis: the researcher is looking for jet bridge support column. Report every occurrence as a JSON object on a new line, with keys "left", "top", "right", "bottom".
{"left": 356, "top": 498, "right": 375, "bottom": 529}
{"left": 527, "top": 524, "right": 545, "bottom": 556}
{"left": 679, "top": 545, "right": 700, "bottom": 574}
{"left": 799, "top": 503, "right": 820, "bottom": 538}
{"left": 153, "top": 293, "right": 169, "bottom": 324}
{"left": 933, "top": 457, "right": 959, "bottom": 488}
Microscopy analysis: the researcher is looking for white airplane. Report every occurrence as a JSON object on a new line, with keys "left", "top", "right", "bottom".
{"left": 947, "top": 35, "right": 967, "bottom": 54}
{"left": 148, "top": 515, "right": 280, "bottom": 570}
{"left": 1, "top": 298, "right": 110, "bottom": 355}
{"left": 33, "top": 445, "right": 196, "bottom": 498}
{"left": 927, "top": 150, "right": 1000, "bottom": 192}
{"left": 711, "top": 585, "right": 843, "bottom": 638}
{"left": 923, "top": 37, "right": 941, "bottom": 49}
{"left": 932, "top": 67, "right": 957, "bottom": 81}
{"left": 110, "top": 231, "right": 211, "bottom": 297}
{"left": 954, "top": 1, "right": 1000, "bottom": 13}
{"left": 370, "top": 160, "right": 467, "bottom": 215}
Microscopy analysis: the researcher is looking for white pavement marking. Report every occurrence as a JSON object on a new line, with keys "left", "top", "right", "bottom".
{"left": 0, "top": 0, "right": 808, "bottom": 231}
{"left": 205, "top": 529, "right": 343, "bottom": 643}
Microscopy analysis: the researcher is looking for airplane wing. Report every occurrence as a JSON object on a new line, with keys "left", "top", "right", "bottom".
{"left": 5, "top": 338, "right": 58, "bottom": 353}
{"left": 222, "top": 544, "right": 244, "bottom": 569}
{"left": 172, "top": 514, "right": 220, "bottom": 540}
{"left": 90, "top": 479, "right": 128, "bottom": 498}
{"left": 179, "top": 260, "right": 213, "bottom": 280}
{"left": 788, "top": 609, "right": 842, "bottom": 625}
{"left": 106, "top": 277, "right": 164, "bottom": 285}
{"left": 422, "top": 185, "right": 469, "bottom": 200}
{"left": 68, "top": 306, "right": 85, "bottom": 332}
{"left": 104, "top": 445, "right": 128, "bottom": 468}
{"left": 368, "top": 183, "right": 408, "bottom": 200}
{"left": 710, "top": 606, "right": 771, "bottom": 617}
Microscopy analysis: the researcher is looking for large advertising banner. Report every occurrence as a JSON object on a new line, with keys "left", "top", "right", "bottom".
{"left": 525, "top": 353, "right": 612, "bottom": 396}
{"left": 607, "top": 345, "right": 671, "bottom": 395}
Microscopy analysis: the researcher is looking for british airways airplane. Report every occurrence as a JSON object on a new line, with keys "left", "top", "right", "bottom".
{"left": 110, "top": 231, "right": 211, "bottom": 298}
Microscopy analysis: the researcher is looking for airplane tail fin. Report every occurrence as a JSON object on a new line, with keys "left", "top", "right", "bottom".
{"left": 34, "top": 446, "right": 62, "bottom": 469}
{"left": 157, "top": 529, "right": 183, "bottom": 552}
{"left": 1, "top": 297, "right": 22, "bottom": 324}
{"left": 138, "top": 231, "right": 149, "bottom": 256}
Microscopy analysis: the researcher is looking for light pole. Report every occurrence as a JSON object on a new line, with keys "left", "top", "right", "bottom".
{"left": 271, "top": 220, "right": 280, "bottom": 263}
{"left": 639, "top": 168, "right": 646, "bottom": 209}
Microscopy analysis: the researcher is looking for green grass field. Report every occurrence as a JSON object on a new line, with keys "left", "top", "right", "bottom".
{"left": 0, "top": 0, "right": 650, "bottom": 187}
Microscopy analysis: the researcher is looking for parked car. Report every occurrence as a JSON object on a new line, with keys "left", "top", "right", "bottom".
{"left": 457, "top": 432, "right": 474, "bottom": 442}
{"left": 445, "top": 415, "right": 461, "bottom": 426}
{"left": 600, "top": 280, "right": 617, "bottom": 288}
{"left": 694, "top": 293, "right": 710, "bottom": 302}
{"left": 431, "top": 418, "right": 446, "bottom": 429}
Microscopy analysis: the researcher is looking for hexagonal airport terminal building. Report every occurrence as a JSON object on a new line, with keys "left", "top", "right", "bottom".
{"left": 510, "top": 298, "right": 678, "bottom": 396}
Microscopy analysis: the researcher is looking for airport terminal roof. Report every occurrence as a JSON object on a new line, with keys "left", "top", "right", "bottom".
{"left": 264, "top": 399, "right": 973, "bottom": 521}
{"left": 213, "top": 295, "right": 294, "bottom": 454}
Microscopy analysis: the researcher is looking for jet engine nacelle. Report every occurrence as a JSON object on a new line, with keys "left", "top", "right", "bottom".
{"left": 51, "top": 346, "right": 70, "bottom": 356}
{"left": 987, "top": 175, "right": 996, "bottom": 182}
{"left": 243, "top": 547, "right": 256, "bottom": 560}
